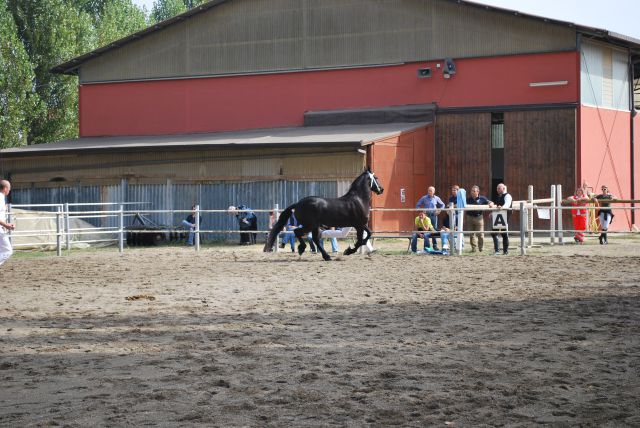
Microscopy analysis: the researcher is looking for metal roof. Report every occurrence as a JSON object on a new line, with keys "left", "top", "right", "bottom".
{"left": 0, "top": 122, "right": 430, "bottom": 157}
{"left": 51, "top": 0, "right": 640, "bottom": 76}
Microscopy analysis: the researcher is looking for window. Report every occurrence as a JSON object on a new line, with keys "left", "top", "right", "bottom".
{"left": 491, "top": 113, "right": 504, "bottom": 199}
{"left": 581, "top": 41, "right": 630, "bottom": 111}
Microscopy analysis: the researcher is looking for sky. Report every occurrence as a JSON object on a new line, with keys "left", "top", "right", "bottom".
{"left": 131, "top": 0, "right": 640, "bottom": 40}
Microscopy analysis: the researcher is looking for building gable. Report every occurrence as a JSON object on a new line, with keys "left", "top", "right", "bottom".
{"left": 73, "top": 0, "right": 577, "bottom": 83}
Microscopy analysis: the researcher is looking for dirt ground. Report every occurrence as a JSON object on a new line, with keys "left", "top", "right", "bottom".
{"left": 1, "top": 236, "right": 639, "bottom": 427}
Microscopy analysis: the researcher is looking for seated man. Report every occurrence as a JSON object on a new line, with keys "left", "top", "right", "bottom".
{"left": 410, "top": 211, "right": 435, "bottom": 253}
{"left": 279, "top": 210, "right": 317, "bottom": 253}
{"left": 318, "top": 227, "right": 341, "bottom": 253}
{"left": 181, "top": 205, "right": 202, "bottom": 246}
{"left": 280, "top": 211, "right": 299, "bottom": 252}
{"left": 436, "top": 210, "right": 451, "bottom": 250}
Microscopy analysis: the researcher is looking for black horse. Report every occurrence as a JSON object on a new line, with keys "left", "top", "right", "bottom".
{"left": 264, "top": 168, "right": 384, "bottom": 261}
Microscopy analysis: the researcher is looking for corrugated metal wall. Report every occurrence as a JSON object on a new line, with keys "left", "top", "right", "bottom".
{"left": 10, "top": 179, "right": 347, "bottom": 242}
{"left": 4, "top": 148, "right": 363, "bottom": 184}
{"left": 79, "top": 0, "right": 576, "bottom": 83}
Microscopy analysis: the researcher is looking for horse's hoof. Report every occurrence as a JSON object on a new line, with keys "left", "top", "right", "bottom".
{"left": 322, "top": 255, "right": 332, "bottom": 261}
{"left": 343, "top": 247, "right": 355, "bottom": 256}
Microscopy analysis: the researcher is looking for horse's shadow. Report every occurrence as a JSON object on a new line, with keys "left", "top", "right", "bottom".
{"left": 232, "top": 255, "right": 347, "bottom": 263}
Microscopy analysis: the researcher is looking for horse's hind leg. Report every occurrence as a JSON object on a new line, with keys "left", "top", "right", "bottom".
{"left": 294, "top": 227, "right": 308, "bottom": 255}
{"left": 344, "top": 227, "right": 364, "bottom": 255}
{"left": 311, "top": 228, "right": 331, "bottom": 261}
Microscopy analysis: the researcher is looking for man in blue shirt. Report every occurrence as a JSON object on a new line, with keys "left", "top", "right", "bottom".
{"left": 465, "top": 185, "right": 493, "bottom": 252}
{"left": 416, "top": 186, "right": 445, "bottom": 250}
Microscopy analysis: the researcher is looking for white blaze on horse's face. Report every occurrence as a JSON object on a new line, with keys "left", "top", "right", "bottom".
{"left": 368, "top": 172, "right": 384, "bottom": 195}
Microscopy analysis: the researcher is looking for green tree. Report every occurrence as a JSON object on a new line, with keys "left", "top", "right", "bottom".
{"left": 96, "top": 0, "right": 147, "bottom": 46}
{"left": 72, "top": 0, "right": 109, "bottom": 17}
{"left": 0, "top": 0, "right": 36, "bottom": 148}
{"left": 183, "top": 0, "right": 208, "bottom": 8}
{"left": 8, "top": 0, "right": 95, "bottom": 145}
{"left": 151, "top": 0, "right": 208, "bottom": 23}
{"left": 151, "top": 0, "right": 186, "bottom": 22}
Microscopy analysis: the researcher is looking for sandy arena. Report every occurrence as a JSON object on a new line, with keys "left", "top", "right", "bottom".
{"left": 1, "top": 238, "right": 639, "bottom": 426}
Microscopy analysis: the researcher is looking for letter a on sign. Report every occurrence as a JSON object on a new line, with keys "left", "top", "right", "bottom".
{"left": 492, "top": 210, "right": 508, "bottom": 230}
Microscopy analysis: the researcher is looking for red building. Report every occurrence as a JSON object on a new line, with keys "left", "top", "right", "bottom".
{"left": 3, "top": 0, "right": 639, "bottom": 233}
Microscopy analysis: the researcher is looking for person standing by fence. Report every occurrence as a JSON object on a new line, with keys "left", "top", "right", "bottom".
{"left": 0, "top": 180, "right": 15, "bottom": 266}
{"left": 416, "top": 186, "right": 445, "bottom": 250}
{"left": 466, "top": 185, "right": 493, "bottom": 252}
{"left": 567, "top": 187, "right": 591, "bottom": 244}
{"left": 228, "top": 204, "right": 258, "bottom": 245}
{"left": 595, "top": 185, "right": 614, "bottom": 245}
{"left": 491, "top": 183, "right": 512, "bottom": 255}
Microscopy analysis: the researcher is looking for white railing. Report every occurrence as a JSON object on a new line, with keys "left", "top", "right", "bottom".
{"left": 4, "top": 197, "right": 638, "bottom": 257}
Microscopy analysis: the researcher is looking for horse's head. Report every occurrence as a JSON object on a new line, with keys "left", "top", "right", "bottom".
{"left": 367, "top": 170, "right": 384, "bottom": 195}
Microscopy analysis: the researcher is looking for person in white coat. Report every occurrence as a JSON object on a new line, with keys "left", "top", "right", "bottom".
{"left": 0, "top": 180, "right": 15, "bottom": 266}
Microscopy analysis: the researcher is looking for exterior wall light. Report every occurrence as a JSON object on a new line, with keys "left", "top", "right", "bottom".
{"left": 529, "top": 81, "right": 569, "bottom": 87}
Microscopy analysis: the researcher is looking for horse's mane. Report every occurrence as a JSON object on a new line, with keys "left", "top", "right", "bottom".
{"left": 345, "top": 171, "right": 369, "bottom": 195}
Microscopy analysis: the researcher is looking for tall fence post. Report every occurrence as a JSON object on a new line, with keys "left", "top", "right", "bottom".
{"left": 527, "top": 185, "right": 533, "bottom": 248}
{"left": 556, "top": 185, "right": 564, "bottom": 244}
{"left": 6, "top": 204, "right": 12, "bottom": 248}
{"left": 56, "top": 205, "right": 62, "bottom": 257}
{"left": 118, "top": 204, "right": 124, "bottom": 253}
{"left": 457, "top": 205, "right": 464, "bottom": 256}
{"left": 448, "top": 203, "right": 455, "bottom": 256}
{"left": 64, "top": 202, "right": 71, "bottom": 252}
{"left": 519, "top": 202, "right": 526, "bottom": 256}
{"left": 550, "top": 185, "right": 556, "bottom": 245}
{"left": 195, "top": 204, "right": 201, "bottom": 252}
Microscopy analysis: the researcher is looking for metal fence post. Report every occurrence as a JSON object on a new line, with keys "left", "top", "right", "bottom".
{"left": 64, "top": 202, "right": 71, "bottom": 252}
{"left": 457, "top": 206, "right": 464, "bottom": 256}
{"left": 556, "top": 185, "right": 564, "bottom": 244}
{"left": 519, "top": 202, "right": 526, "bottom": 256}
{"left": 118, "top": 204, "right": 124, "bottom": 253}
{"left": 6, "top": 204, "right": 13, "bottom": 248}
{"left": 527, "top": 185, "right": 533, "bottom": 247}
{"left": 56, "top": 205, "right": 62, "bottom": 256}
{"left": 195, "top": 204, "right": 200, "bottom": 251}
{"left": 550, "top": 185, "right": 556, "bottom": 245}
{"left": 448, "top": 203, "right": 455, "bottom": 256}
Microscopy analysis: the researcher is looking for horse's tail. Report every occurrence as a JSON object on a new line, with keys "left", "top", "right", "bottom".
{"left": 263, "top": 204, "right": 295, "bottom": 252}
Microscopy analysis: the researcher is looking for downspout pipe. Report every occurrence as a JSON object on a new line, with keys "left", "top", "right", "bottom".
{"left": 631, "top": 55, "right": 637, "bottom": 226}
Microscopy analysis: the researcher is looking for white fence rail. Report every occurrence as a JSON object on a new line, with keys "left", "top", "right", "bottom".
{"left": 5, "top": 197, "right": 638, "bottom": 257}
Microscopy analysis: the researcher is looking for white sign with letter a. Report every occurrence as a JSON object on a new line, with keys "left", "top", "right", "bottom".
{"left": 491, "top": 210, "right": 508, "bottom": 230}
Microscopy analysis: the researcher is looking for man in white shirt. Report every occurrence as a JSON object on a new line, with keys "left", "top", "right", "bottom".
{"left": 491, "top": 182, "right": 512, "bottom": 255}
{"left": 0, "top": 180, "right": 15, "bottom": 266}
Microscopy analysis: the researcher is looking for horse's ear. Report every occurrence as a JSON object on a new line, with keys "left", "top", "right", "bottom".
{"left": 366, "top": 166, "right": 372, "bottom": 173}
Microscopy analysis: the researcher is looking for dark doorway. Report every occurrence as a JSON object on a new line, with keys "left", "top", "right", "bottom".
{"left": 490, "top": 112, "right": 504, "bottom": 200}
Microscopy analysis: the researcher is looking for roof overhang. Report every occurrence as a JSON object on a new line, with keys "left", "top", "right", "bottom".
{"left": 0, "top": 122, "right": 431, "bottom": 158}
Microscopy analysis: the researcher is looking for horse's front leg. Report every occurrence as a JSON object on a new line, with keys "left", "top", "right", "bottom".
{"left": 362, "top": 225, "right": 372, "bottom": 246}
{"left": 311, "top": 228, "right": 331, "bottom": 261}
{"left": 294, "top": 227, "right": 308, "bottom": 255}
{"left": 344, "top": 227, "right": 364, "bottom": 255}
